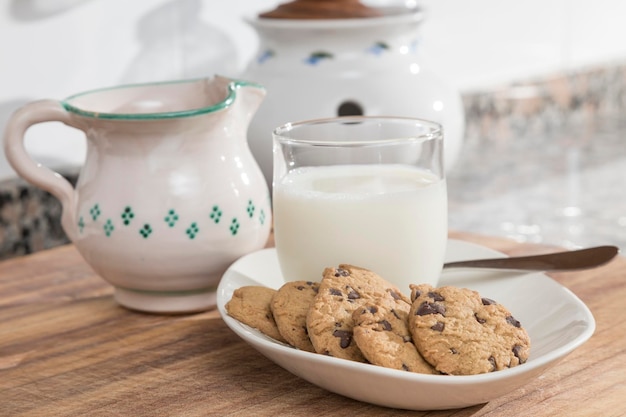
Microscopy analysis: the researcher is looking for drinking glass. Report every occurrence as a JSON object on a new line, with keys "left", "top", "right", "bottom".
{"left": 272, "top": 116, "right": 447, "bottom": 292}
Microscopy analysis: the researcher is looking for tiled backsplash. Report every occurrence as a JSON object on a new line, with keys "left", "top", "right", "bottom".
{"left": 463, "top": 62, "right": 626, "bottom": 140}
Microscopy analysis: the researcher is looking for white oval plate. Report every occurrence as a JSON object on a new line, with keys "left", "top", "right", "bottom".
{"left": 216, "top": 239, "right": 595, "bottom": 411}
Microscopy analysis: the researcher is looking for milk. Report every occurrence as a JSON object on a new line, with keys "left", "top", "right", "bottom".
{"left": 273, "top": 164, "right": 447, "bottom": 291}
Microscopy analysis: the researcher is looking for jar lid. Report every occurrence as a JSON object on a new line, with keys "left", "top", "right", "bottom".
{"left": 259, "top": 0, "right": 382, "bottom": 19}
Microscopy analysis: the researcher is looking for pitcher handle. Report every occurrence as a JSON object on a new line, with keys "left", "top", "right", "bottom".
{"left": 3, "top": 99, "right": 79, "bottom": 241}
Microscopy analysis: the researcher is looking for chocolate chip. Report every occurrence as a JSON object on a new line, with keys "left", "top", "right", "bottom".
{"left": 332, "top": 329, "right": 353, "bottom": 349}
{"left": 367, "top": 305, "right": 378, "bottom": 314}
{"left": 450, "top": 348, "right": 458, "bottom": 354}
{"left": 389, "top": 290, "right": 402, "bottom": 300}
{"left": 296, "top": 285, "right": 304, "bottom": 290}
{"left": 482, "top": 297, "right": 497, "bottom": 305}
{"left": 475, "top": 313, "right": 487, "bottom": 324}
{"left": 512, "top": 344, "right": 526, "bottom": 363}
{"left": 334, "top": 268, "right": 350, "bottom": 277}
{"left": 380, "top": 320, "right": 392, "bottom": 331}
{"left": 431, "top": 321, "right": 445, "bottom": 332}
{"left": 506, "top": 315, "right": 521, "bottom": 328}
{"left": 488, "top": 356, "right": 497, "bottom": 371}
{"left": 401, "top": 363, "right": 409, "bottom": 371}
{"left": 428, "top": 291, "right": 445, "bottom": 301}
{"left": 391, "top": 309, "right": 401, "bottom": 320}
{"left": 329, "top": 288, "right": 342, "bottom": 296}
{"left": 306, "top": 281, "right": 314, "bottom": 285}
{"left": 347, "top": 288, "right": 361, "bottom": 299}
{"left": 415, "top": 301, "right": 446, "bottom": 316}
{"left": 411, "top": 289, "right": 422, "bottom": 302}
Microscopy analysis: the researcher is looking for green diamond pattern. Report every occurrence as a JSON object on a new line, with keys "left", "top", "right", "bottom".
{"left": 121, "top": 206, "right": 135, "bottom": 226}
{"left": 209, "top": 205, "right": 222, "bottom": 224}
{"left": 186, "top": 222, "right": 199, "bottom": 239}
{"left": 246, "top": 200, "right": 255, "bottom": 218}
{"left": 229, "top": 218, "right": 240, "bottom": 236}
{"left": 103, "top": 219, "right": 114, "bottom": 237}
{"left": 90, "top": 204, "right": 101, "bottom": 221}
{"left": 139, "top": 224, "right": 153, "bottom": 239}
{"left": 164, "top": 209, "right": 179, "bottom": 227}
{"left": 85, "top": 201, "right": 268, "bottom": 239}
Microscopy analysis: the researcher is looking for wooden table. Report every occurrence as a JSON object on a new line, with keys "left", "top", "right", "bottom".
{"left": 1, "top": 232, "right": 625, "bottom": 416}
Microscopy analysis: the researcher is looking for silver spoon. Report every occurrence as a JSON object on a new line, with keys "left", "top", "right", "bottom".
{"left": 443, "top": 245, "right": 619, "bottom": 271}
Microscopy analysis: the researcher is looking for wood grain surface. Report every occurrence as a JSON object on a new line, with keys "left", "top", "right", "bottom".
{"left": 1, "top": 232, "right": 625, "bottom": 417}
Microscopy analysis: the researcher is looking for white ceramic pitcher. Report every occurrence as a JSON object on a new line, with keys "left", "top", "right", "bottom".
{"left": 3, "top": 76, "right": 271, "bottom": 313}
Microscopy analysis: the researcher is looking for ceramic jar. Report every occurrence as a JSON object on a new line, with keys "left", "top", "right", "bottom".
{"left": 242, "top": 7, "right": 465, "bottom": 186}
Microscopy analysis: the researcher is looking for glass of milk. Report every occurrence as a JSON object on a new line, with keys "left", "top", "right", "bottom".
{"left": 272, "top": 116, "right": 447, "bottom": 292}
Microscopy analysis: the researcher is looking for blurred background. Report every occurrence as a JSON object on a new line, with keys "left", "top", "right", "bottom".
{"left": 2, "top": 0, "right": 625, "bottom": 179}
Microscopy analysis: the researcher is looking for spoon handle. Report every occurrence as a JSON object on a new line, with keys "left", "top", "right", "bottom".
{"left": 443, "top": 245, "right": 619, "bottom": 271}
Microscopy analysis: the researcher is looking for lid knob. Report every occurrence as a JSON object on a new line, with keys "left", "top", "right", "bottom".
{"left": 259, "top": 0, "right": 382, "bottom": 19}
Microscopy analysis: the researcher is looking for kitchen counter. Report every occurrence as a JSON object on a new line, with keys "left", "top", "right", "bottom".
{"left": 1, "top": 232, "right": 625, "bottom": 416}
{"left": 451, "top": 63, "right": 626, "bottom": 250}
{"left": 448, "top": 114, "right": 626, "bottom": 250}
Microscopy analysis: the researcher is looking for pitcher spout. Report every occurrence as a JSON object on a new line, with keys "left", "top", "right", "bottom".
{"left": 214, "top": 75, "right": 266, "bottom": 126}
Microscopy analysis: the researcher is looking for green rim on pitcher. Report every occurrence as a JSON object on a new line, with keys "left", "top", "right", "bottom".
{"left": 61, "top": 78, "right": 263, "bottom": 120}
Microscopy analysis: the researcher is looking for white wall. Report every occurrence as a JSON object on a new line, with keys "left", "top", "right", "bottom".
{"left": 420, "top": 0, "right": 626, "bottom": 91}
{"left": 1, "top": 0, "right": 625, "bottom": 180}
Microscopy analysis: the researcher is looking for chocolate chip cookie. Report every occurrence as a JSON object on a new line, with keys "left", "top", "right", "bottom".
{"left": 271, "top": 280, "right": 320, "bottom": 352}
{"left": 306, "top": 264, "right": 411, "bottom": 361}
{"left": 225, "top": 285, "right": 287, "bottom": 343}
{"left": 408, "top": 284, "right": 531, "bottom": 375}
{"left": 353, "top": 303, "right": 438, "bottom": 374}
